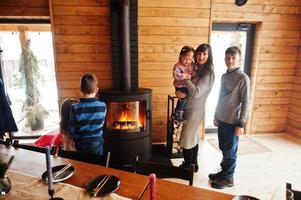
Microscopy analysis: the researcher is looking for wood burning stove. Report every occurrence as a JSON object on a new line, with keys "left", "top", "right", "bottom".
{"left": 100, "top": 0, "right": 152, "bottom": 167}
{"left": 99, "top": 89, "right": 152, "bottom": 166}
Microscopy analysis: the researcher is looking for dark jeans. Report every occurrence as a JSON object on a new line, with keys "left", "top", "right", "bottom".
{"left": 74, "top": 137, "right": 104, "bottom": 155}
{"left": 175, "top": 87, "right": 188, "bottom": 111}
{"left": 217, "top": 121, "right": 239, "bottom": 179}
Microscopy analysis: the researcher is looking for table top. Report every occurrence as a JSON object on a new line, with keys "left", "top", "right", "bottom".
{"left": 0, "top": 144, "right": 234, "bottom": 200}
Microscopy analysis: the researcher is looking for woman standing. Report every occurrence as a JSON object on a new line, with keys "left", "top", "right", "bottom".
{"left": 178, "top": 43, "right": 215, "bottom": 172}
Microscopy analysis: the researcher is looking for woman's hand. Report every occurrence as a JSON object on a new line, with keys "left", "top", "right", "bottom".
{"left": 175, "top": 91, "right": 186, "bottom": 99}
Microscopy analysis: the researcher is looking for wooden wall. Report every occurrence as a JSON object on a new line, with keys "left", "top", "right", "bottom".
{"left": 138, "top": 0, "right": 301, "bottom": 142}
{"left": 288, "top": 36, "right": 301, "bottom": 137}
{"left": 0, "top": 0, "right": 49, "bottom": 17}
{"left": 49, "top": 0, "right": 112, "bottom": 103}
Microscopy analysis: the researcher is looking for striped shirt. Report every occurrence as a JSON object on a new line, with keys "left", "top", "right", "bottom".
{"left": 68, "top": 97, "right": 107, "bottom": 139}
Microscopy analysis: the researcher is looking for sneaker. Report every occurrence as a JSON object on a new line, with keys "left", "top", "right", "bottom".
{"left": 208, "top": 171, "right": 224, "bottom": 181}
{"left": 211, "top": 178, "right": 234, "bottom": 189}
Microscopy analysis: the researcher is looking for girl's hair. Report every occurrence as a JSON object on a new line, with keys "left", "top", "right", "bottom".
{"left": 60, "top": 98, "right": 78, "bottom": 132}
{"left": 194, "top": 43, "right": 214, "bottom": 77}
{"left": 80, "top": 73, "right": 98, "bottom": 94}
{"left": 178, "top": 46, "right": 195, "bottom": 60}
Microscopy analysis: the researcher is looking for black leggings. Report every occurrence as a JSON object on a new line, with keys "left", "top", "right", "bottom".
{"left": 182, "top": 144, "right": 199, "bottom": 166}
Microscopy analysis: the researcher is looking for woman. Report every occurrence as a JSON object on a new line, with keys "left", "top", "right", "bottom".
{"left": 178, "top": 43, "right": 215, "bottom": 172}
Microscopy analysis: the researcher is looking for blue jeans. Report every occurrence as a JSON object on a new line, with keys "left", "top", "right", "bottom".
{"left": 217, "top": 121, "right": 239, "bottom": 179}
{"left": 175, "top": 87, "right": 188, "bottom": 111}
{"left": 175, "top": 98, "right": 186, "bottom": 111}
{"left": 74, "top": 137, "right": 104, "bottom": 155}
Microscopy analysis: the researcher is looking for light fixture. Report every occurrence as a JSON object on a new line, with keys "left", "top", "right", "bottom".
{"left": 235, "top": 0, "right": 247, "bottom": 6}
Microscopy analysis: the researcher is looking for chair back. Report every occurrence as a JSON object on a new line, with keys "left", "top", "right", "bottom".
{"left": 135, "top": 161, "right": 194, "bottom": 186}
{"left": 287, "top": 183, "right": 301, "bottom": 200}
{"left": 12, "top": 140, "right": 55, "bottom": 154}
{"left": 58, "top": 147, "right": 110, "bottom": 167}
{"left": 0, "top": 138, "right": 11, "bottom": 146}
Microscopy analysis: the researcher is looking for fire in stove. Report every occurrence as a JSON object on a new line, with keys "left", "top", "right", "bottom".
{"left": 106, "top": 101, "right": 145, "bottom": 132}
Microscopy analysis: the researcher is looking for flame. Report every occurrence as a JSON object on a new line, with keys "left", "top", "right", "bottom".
{"left": 119, "top": 111, "right": 130, "bottom": 122}
{"left": 114, "top": 111, "right": 142, "bottom": 130}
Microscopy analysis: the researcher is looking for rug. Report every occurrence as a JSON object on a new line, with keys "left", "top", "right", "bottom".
{"left": 151, "top": 144, "right": 173, "bottom": 166}
{"left": 207, "top": 136, "right": 271, "bottom": 155}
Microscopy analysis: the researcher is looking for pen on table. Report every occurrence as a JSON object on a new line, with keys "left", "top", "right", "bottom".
{"left": 45, "top": 146, "right": 54, "bottom": 194}
{"left": 137, "top": 180, "right": 150, "bottom": 200}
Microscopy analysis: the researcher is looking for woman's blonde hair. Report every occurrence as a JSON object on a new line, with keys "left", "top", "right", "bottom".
{"left": 60, "top": 98, "right": 77, "bottom": 132}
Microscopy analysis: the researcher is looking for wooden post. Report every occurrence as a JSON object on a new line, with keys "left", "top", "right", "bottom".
{"left": 18, "top": 26, "right": 28, "bottom": 49}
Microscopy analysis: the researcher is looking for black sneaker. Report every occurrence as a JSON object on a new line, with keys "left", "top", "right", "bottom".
{"left": 208, "top": 171, "right": 224, "bottom": 181}
{"left": 211, "top": 178, "right": 234, "bottom": 189}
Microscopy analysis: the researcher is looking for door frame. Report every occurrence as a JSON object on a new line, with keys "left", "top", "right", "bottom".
{"left": 206, "top": 23, "right": 255, "bottom": 133}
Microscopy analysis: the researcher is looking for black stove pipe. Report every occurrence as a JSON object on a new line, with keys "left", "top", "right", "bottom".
{"left": 118, "top": 0, "right": 131, "bottom": 92}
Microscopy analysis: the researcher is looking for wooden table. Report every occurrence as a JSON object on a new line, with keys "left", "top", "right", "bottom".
{"left": 0, "top": 145, "right": 234, "bottom": 200}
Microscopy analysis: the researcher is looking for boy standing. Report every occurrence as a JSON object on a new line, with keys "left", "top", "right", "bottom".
{"left": 68, "top": 73, "right": 107, "bottom": 155}
{"left": 209, "top": 46, "right": 250, "bottom": 189}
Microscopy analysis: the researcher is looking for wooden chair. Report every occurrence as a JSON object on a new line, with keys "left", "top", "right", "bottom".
{"left": 287, "top": 183, "right": 301, "bottom": 199}
{"left": 58, "top": 147, "right": 110, "bottom": 167}
{"left": 135, "top": 161, "right": 194, "bottom": 186}
{"left": 12, "top": 139, "right": 55, "bottom": 154}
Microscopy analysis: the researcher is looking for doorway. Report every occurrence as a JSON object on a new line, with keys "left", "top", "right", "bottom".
{"left": 206, "top": 23, "right": 255, "bottom": 132}
{"left": 0, "top": 21, "right": 59, "bottom": 136}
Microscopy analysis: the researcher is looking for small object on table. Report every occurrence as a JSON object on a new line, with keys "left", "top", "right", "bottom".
{"left": 42, "top": 164, "right": 74, "bottom": 183}
{"left": 137, "top": 173, "right": 157, "bottom": 200}
{"left": 232, "top": 195, "right": 260, "bottom": 200}
{"left": 149, "top": 173, "right": 156, "bottom": 200}
{"left": 86, "top": 174, "right": 120, "bottom": 197}
{"left": 45, "top": 146, "right": 63, "bottom": 200}
{"left": 137, "top": 180, "right": 150, "bottom": 200}
{"left": 93, "top": 175, "right": 111, "bottom": 197}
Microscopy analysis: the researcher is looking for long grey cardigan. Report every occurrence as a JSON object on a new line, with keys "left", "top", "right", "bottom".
{"left": 179, "top": 68, "right": 215, "bottom": 149}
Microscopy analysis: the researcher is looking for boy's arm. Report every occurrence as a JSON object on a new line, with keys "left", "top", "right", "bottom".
{"left": 185, "top": 71, "right": 213, "bottom": 98}
{"left": 237, "top": 75, "right": 251, "bottom": 128}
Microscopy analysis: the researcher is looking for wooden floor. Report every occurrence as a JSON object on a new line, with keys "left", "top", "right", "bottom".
{"left": 171, "top": 133, "right": 301, "bottom": 200}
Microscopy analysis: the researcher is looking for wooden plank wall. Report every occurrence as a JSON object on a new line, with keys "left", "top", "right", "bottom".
{"left": 288, "top": 36, "right": 301, "bottom": 137}
{"left": 138, "top": 0, "right": 301, "bottom": 142}
{"left": 49, "top": 0, "right": 112, "bottom": 103}
{"left": 0, "top": 0, "right": 49, "bottom": 17}
{"left": 138, "top": 0, "right": 211, "bottom": 142}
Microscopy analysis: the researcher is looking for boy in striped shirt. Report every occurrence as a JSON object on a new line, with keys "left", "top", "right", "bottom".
{"left": 68, "top": 73, "right": 107, "bottom": 155}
